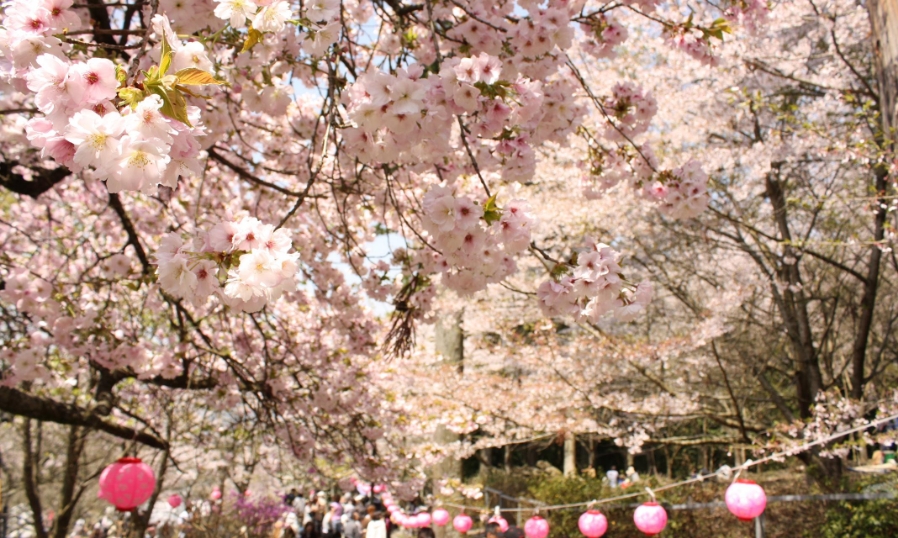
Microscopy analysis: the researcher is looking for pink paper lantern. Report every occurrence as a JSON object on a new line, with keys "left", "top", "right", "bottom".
{"left": 373, "top": 484, "right": 386, "bottom": 493}
{"left": 432, "top": 508, "right": 450, "bottom": 526}
{"left": 489, "top": 515, "right": 509, "bottom": 533}
{"left": 210, "top": 487, "right": 222, "bottom": 501}
{"left": 387, "top": 505, "right": 399, "bottom": 514}
{"left": 578, "top": 510, "right": 608, "bottom": 538}
{"left": 725, "top": 479, "right": 767, "bottom": 521}
{"left": 633, "top": 502, "right": 667, "bottom": 536}
{"left": 453, "top": 514, "right": 473, "bottom": 533}
{"left": 524, "top": 516, "right": 549, "bottom": 538}
{"left": 97, "top": 457, "right": 156, "bottom": 511}
{"left": 167, "top": 494, "right": 183, "bottom": 508}
{"left": 417, "top": 513, "right": 432, "bottom": 527}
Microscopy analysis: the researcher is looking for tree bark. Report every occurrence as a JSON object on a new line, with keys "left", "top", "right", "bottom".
{"left": 51, "top": 426, "right": 87, "bottom": 538}
{"left": 433, "top": 310, "right": 464, "bottom": 538}
{"left": 0, "top": 387, "right": 168, "bottom": 450}
{"left": 22, "top": 419, "right": 48, "bottom": 538}
{"left": 764, "top": 172, "right": 823, "bottom": 416}
{"left": 854, "top": 0, "right": 898, "bottom": 399}
{"left": 563, "top": 432, "right": 576, "bottom": 477}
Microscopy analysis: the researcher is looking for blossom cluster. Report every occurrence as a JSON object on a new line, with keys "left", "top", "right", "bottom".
{"left": 155, "top": 216, "right": 298, "bottom": 312}
{"left": 536, "top": 240, "right": 652, "bottom": 322}
{"left": 647, "top": 160, "right": 711, "bottom": 219}
{"left": 603, "top": 82, "right": 658, "bottom": 141}
{"left": 417, "top": 186, "right": 534, "bottom": 296}
{"left": 0, "top": 0, "right": 80, "bottom": 77}
{"left": 342, "top": 53, "right": 562, "bottom": 183}
{"left": 668, "top": 31, "right": 719, "bottom": 67}
{"left": 212, "top": 0, "right": 341, "bottom": 55}
{"left": 5, "top": 9, "right": 209, "bottom": 194}
{"left": 582, "top": 93, "right": 710, "bottom": 221}
{"left": 580, "top": 15, "right": 629, "bottom": 59}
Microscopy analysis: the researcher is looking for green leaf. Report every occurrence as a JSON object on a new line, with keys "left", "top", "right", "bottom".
{"left": 115, "top": 65, "right": 128, "bottom": 86}
{"left": 166, "top": 87, "right": 192, "bottom": 126}
{"left": 150, "top": 86, "right": 192, "bottom": 127}
{"left": 482, "top": 194, "right": 501, "bottom": 225}
{"left": 160, "top": 29, "right": 173, "bottom": 75}
{"left": 174, "top": 67, "right": 225, "bottom": 86}
{"left": 242, "top": 25, "right": 263, "bottom": 53}
{"left": 117, "top": 87, "right": 145, "bottom": 108}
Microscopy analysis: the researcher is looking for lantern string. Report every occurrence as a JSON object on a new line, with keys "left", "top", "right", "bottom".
{"left": 433, "top": 411, "right": 898, "bottom": 513}
{"left": 644, "top": 488, "right": 655, "bottom": 502}
{"left": 731, "top": 461, "right": 747, "bottom": 483}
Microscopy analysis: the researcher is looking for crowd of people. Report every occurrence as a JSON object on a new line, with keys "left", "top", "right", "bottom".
{"left": 270, "top": 489, "right": 514, "bottom": 538}
{"left": 1, "top": 485, "right": 526, "bottom": 538}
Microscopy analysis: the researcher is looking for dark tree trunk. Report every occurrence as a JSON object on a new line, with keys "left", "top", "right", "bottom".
{"left": 50, "top": 425, "right": 87, "bottom": 538}
{"left": 22, "top": 419, "right": 48, "bottom": 538}
{"left": 854, "top": 0, "right": 898, "bottom": 399}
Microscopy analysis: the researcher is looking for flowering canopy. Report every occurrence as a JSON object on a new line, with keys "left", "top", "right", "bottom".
{"left": 0, "top": 0, "right": 784, "bottom": 489}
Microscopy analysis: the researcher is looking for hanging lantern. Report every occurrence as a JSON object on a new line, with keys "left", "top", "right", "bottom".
{"left": 432, "top": 508, "right": 451, "bottom": 526}
{"left": 725, "top": 479, "right": 767, "bottom": 521}
{"left": 97, "top": 457, "right": 156, "bottom": 511}
{"left": 633, "top": 502, "right": 667, "bottom": 536}
{"left": 453, "top": 514, "right": 473, "bottom": 533}
{"left": 578, "top": 510, "right": 608, "bottom": 538}
{"left": 167, "top": 494, "right": 183, "bottom": 509}
{"left": 489, "top": 515, "right": 509, "bottom": 533}
{"left": 373, "top": 484, "right": 386, "bottom": 494}
{"left": 387, "top": 505, "right": 399, "bottom": 514}
{"left": 524, "top": 516, "right": 549, "bottom": 538}
{"left": 210, "top": 487, "right": 222, "bottom": 501}
{"left": 417, "top": 512, "right": 432, "bottom": 527}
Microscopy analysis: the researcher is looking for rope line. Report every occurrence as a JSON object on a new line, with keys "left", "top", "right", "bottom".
{"left": 437, "top": 412, "right": 898, "bottom": 513}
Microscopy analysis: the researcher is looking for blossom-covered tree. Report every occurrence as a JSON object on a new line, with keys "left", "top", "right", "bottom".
{"left": 388, "top": 0, "right": 898, "bottom": 477}
{"left": 0, "top": 0, "right": 894, "bottom": 533}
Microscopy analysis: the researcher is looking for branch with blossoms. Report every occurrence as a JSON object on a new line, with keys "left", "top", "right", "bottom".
{"left": 0, "top": 0, "right": 770, "bottom": 482}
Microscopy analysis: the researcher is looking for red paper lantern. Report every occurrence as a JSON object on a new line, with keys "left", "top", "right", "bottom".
{"left": 97, "top": 457, "right": 156, "bottom": 511}
{"left": 578, "top": 510, "right": 608, "bottom": 538}
{"left": 633, "top": 502, "right": 667, "bottom": 536}
{"left": 725, "top": 479, "right": 767, "bottom": 521}
{"left": 432, "top": 508, "right": 450, "bottom": 526}
{"left": 453, "top": 514, "right": 473, "bottom": 533}
{"left": 524, "top": 516, "right": 549, "bottom": 538}
{"left": 489, "top": 515, "right": 509, "bottom": 533}
{"left": 167, "top": 494, "right": 183, "bottom": 508}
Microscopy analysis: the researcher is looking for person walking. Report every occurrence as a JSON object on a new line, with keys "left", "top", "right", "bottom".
{"left": 605, "top": 466, "right": 619, "bottom": 488}
{"left": 344, "top": 511, "right": 362, "bottom": 538}
{"left": 365, "top": 511, "right": 386, "bottom": 538}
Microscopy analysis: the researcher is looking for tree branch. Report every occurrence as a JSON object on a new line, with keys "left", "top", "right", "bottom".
{"left": 0, "top": 387, "right": 168, "bottom": 450}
